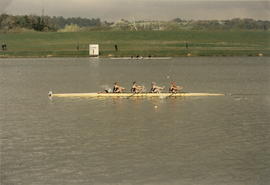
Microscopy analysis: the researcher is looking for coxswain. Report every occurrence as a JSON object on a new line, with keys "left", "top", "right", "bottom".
{"left": 131, "top": 81, "right": 143, "bottom": 93}
{"left": 150, "top": 82, "right": 164, "bottom": 93}
{"left": 113, "top": 82, "right": 125, "bottom": 93}
{"left": 169, "top": 81, "right": 183, "bottom": 93}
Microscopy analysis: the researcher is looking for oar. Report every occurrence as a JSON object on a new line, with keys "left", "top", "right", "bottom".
{"left": 127, "top": 92, "right": 138, "bottom": 99}
{"left": 127, "top": 86, "right": 145, "bottom": 99}
{"left": 166, "top": 90, "right": 188, "bottom": 99}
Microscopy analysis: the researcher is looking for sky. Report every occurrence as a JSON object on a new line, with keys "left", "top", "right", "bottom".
{"left": 1, "top": 0, "right": 269, "bottom": 21}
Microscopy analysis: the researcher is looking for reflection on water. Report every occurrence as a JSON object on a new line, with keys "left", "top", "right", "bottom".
{"left": 1, "top": 57, "right": 270, "bottom": 185}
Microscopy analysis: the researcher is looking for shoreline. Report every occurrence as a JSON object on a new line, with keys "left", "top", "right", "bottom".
{"left": 0, "top": 54, "right": 267, "bottom": 59}
{"left": 1, "top": 30, "right": 269, "bottom": 58}
{"left": 0, "top": 50, "right": 267, "bottom": 59}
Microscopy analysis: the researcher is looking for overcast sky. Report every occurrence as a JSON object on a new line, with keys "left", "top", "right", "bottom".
{"left": 1, "top": 0, "right": 269, "bottom": 21}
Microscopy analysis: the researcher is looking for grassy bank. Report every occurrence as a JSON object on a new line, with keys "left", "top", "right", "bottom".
{"left": 0, "top": 30, "right": 269, "bottom": 57}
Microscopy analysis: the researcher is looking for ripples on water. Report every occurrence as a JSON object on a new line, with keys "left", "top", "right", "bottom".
{"left": 1, "top": 57, "right": 270, "bottom": 185}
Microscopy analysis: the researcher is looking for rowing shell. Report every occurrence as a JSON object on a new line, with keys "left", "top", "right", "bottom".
{"left": 49, "top": 92, "right": 224, "bottom": 98}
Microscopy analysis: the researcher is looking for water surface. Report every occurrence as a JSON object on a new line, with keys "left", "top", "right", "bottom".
{"left": 1, "top": 57, "right": 270, "bottom": 185}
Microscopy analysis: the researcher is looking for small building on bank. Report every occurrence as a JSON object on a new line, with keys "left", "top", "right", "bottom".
{"left": 89, "top": 44, "right": 99, "bottom": 57}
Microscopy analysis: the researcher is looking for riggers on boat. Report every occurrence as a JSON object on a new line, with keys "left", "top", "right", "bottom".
{"left": 48, "top": 91, "right": 225, "bottom": 98}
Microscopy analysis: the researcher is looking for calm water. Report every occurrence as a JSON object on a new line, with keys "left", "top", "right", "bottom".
{"left": 1, "top": 57, "right": 270, "bottom": 185}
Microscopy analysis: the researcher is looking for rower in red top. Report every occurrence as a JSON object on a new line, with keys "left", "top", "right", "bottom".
{"left": 169, "top": 81, "right": 183, "bottom": 93}
{"left": 150, "top": 82, "right": 164, "bottom": 93}
{"left": 131, "top": 81, "right": 144, "bottom": 93}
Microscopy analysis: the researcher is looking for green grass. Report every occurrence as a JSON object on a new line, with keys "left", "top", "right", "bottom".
{"left": 0, "top": 30, "right": 269, "bottom": 57}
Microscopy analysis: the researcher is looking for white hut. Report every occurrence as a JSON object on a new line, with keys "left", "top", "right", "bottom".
{"left": 89, "top": 44, "right": 99, "bottom": 57}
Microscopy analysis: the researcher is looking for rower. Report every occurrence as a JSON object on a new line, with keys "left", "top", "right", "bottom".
{"left": 113, "top": 82, "right": 125, "bottom": 93}
{"left": 131, "top": 81, "right": 143, "bottom": 93}
{"left": 169, "top": 81, "right": 183, "bottom": 93}
{"left": 150, "top": 82, "right": 164, "bottom": 93}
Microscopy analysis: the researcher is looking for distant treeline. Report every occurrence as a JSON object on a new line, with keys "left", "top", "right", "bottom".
{"left": 172, "top": 18, "right": 270, "bottom": 31}
{"left": 0, "top": 14, "right": 269, "bottom": 32}
{"left": 0, "top": 14, "right": 104, "bottom": 32}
